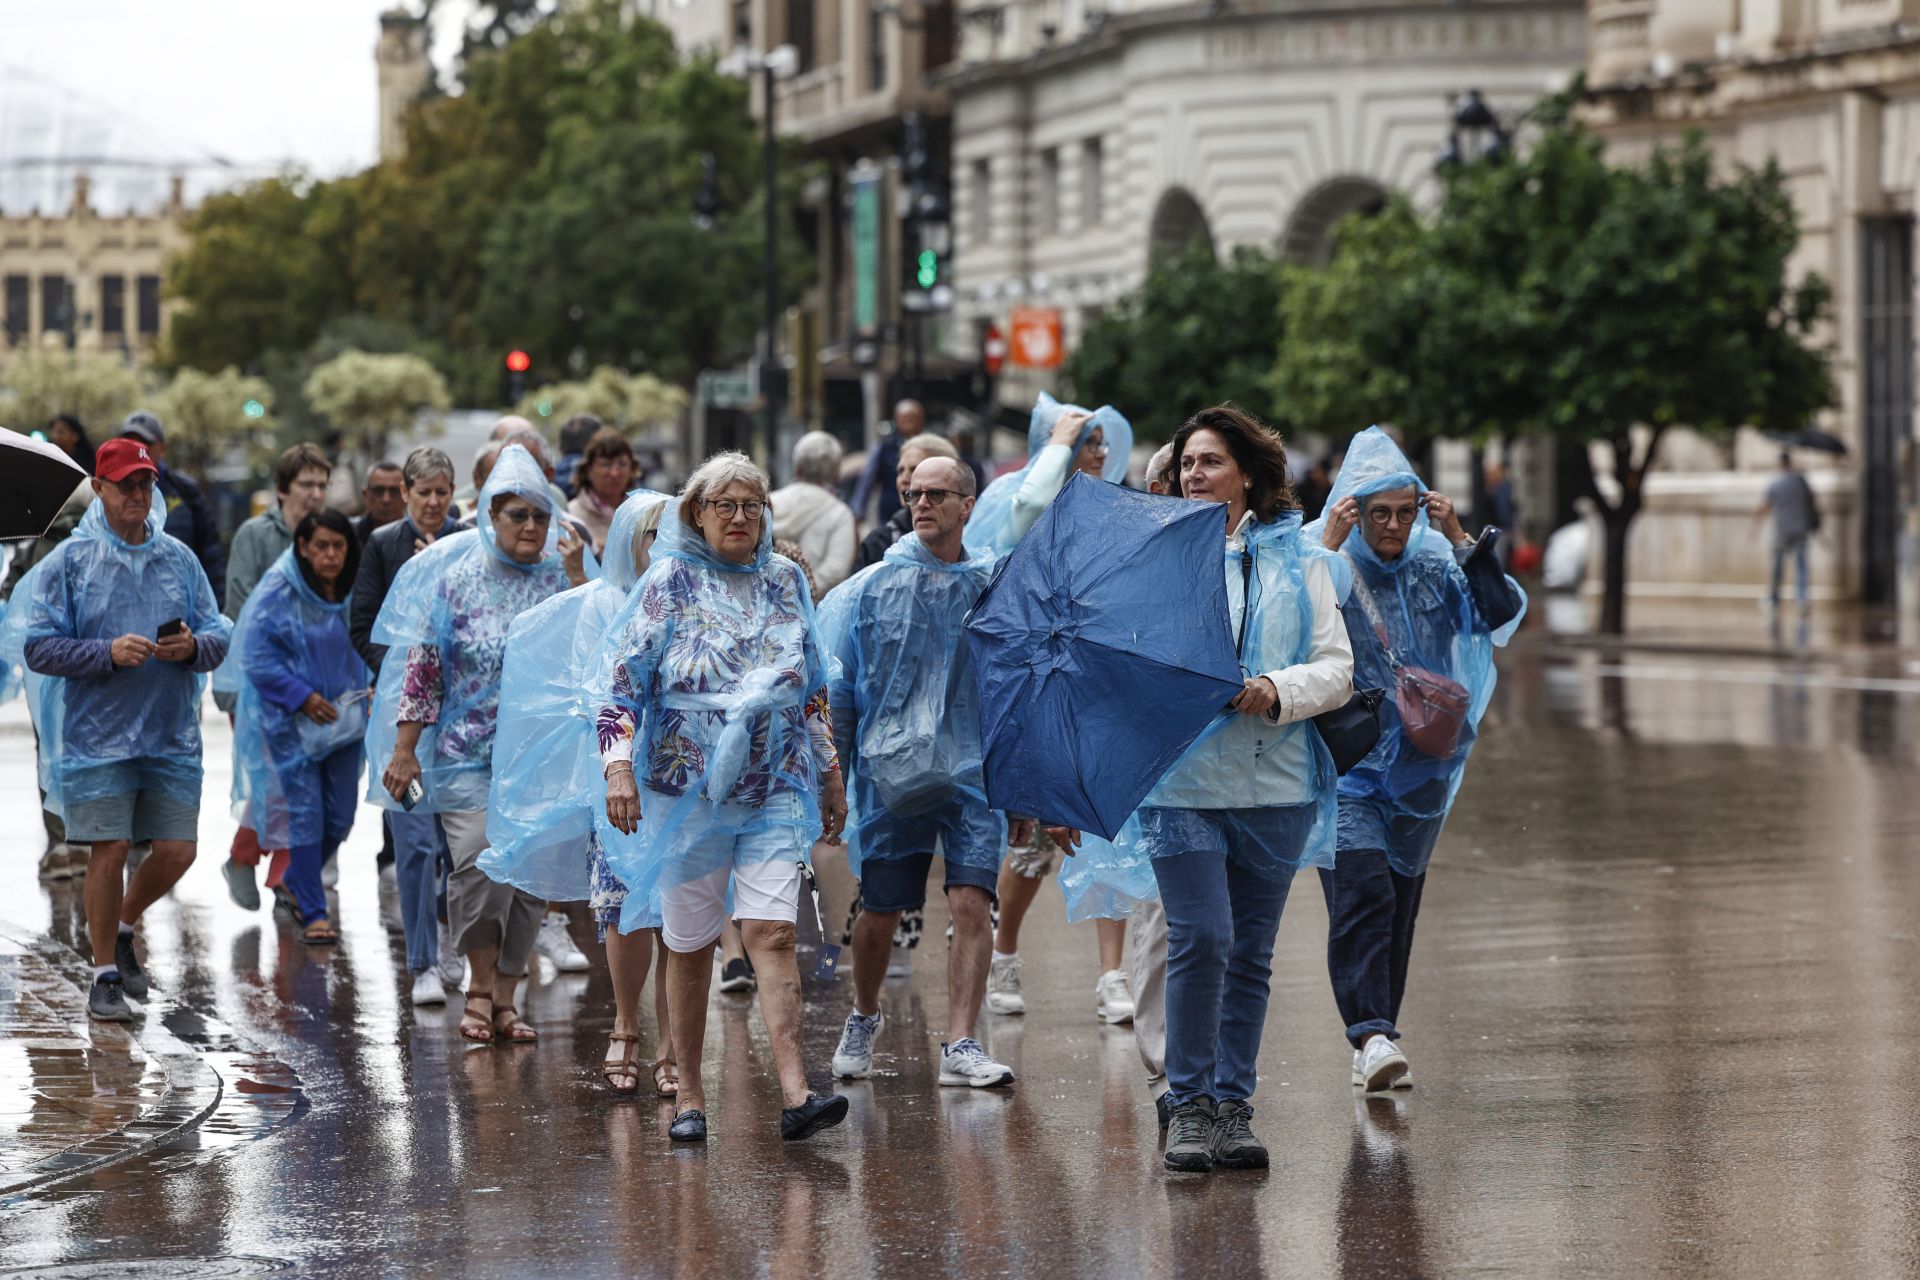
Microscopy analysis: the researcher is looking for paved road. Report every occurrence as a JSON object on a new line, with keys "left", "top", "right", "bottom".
{"left": 2, "top": 642, "right": 1918, "bottom": 1277}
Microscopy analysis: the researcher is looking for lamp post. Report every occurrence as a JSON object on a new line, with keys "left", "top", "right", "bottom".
{"left": 1437, "top": 88, "right": 1516, "bottom": 172}
{"left": 720, "top": 43, "right": 800, "bottom": 467}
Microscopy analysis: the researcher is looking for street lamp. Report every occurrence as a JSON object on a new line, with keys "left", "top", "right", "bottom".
{"left": 1437, "top": 88, "right": 1515, "bottom": 171}
{"left": 719, "top": 43, "right": 800, "bottom": 467}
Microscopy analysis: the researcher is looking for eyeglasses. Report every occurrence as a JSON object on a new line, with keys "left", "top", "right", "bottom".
{"left": 1081, "top": 439, "right": 1111, "bottom": 454}
{"left": 496, "top": 506, "right": 552, "bottom": 527}
{"left": 107, "top": 474, "right": 156, "bottom": 494}
{"left": 1367, "top": 505, "right": 1420, "bottom": 527}
{"left": 903, "top": 488, "right": 958, "bottom": 507}
{"left": 704, "top": 499, "right": 765, "bottom": 520}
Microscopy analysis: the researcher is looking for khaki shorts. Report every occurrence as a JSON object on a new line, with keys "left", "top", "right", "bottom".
{"left": 1004, "top": 826, "right": 1063, "bottom": 880}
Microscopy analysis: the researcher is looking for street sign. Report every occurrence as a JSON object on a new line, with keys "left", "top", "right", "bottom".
{"left": 982, "top": 323, "right": 1007, "bottom": 376}
{"left": 699, "top": 368, "right": 756, "bottom": 409}
{"left": 850, "top": 167, "right": 884, "bottom": 336}
{"left": 1010, "top": 307, "right": 1064, "bottom": 369}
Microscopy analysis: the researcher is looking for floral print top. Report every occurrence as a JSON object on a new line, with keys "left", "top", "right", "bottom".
{"left": 597, "top": 556, "right": 836, "bottom": 806}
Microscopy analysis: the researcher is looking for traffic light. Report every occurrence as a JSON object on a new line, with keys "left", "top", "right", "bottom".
{"left": 505, "top": 349, "right": 531, "bottom": 403}
{"left": 917, "top": 248, "right": 939, "bottom": 289}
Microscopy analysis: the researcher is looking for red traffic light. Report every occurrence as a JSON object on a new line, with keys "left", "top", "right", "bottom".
{"left": 505, "top": 349, "right": 532, "bottom": 374}
{"left": 981, "top": 324, "right": 1007, "bottom": 377}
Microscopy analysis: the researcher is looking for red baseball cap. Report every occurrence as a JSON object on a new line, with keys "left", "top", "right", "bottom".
{"left": 95, "top": 437, "right": 161, "bottom": 483}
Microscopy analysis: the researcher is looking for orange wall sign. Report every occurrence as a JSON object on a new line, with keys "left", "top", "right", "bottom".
{"left": 1009, "top": 307, "right": 1064, "bottom": 370}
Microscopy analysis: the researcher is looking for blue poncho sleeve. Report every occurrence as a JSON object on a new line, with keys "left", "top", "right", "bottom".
{"left": 966, "top": 392, "right": 1135, "bottom": 556}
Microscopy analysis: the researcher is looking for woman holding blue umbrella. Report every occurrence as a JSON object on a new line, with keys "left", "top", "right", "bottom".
{"left": 1129, "top": 404, "right": 1354, "bottom": 1175}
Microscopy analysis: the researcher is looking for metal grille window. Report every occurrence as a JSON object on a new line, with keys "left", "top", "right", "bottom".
{"left": 101, "top": 275, "right": 126, "bottom": 336}
{"left": 1082, "top": 137, "right": 1104, "bottom": 228}
{"left": 41, "top": 275, "right": 73, "bottom": 340}
{"left": 137, "top": 274, "right": 161, "bottom": 335}
{"left": 3, "top": 275, "right": 26, "bottom": 345}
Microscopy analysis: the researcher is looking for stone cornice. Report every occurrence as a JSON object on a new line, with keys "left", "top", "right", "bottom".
{"left": 1586, "top": 29, "right": 1920, "bottom": 125}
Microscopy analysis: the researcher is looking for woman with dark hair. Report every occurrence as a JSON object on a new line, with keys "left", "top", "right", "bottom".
{"left": 569, "top": 429, "right": 638, "bottom": 556}
{"left": 47, "top": 414, "right": 95, "bottom": 473}
{"left": 222, "top": 509, "right": 371, "bottom": 944}
{"left": 1078, "top": 403, "right": 1354, "bottom": 1174}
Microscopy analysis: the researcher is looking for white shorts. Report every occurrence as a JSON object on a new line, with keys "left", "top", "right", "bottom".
{"left": 660, "top": 854, "right": 804, "bottom": 953}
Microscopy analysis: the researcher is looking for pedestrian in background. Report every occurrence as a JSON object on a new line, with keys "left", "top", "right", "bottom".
{"left": 47, "top": 412, "right": 95, "bottom": 474}
{"left": 1758, "top": 450, "right": 1818, "bottom": 612}
{"left": 1315, "top": 427, "right": 1525, "bottom": 1093}
{"left": 13, "top": 437, "right": 231, "bottom": 1022}
{"left": 555, "top": 413, "right": 602, "bottom": 500}
{"left": 370, "top": 445, "right": 588, "bottom": 1031}
{"left": 772, "top": 431, "right": 857, "bottom": 596}
{"left": 354, "top": 461, "right": 407, "bottom": 544}
{"left": 568, "top": 428, "right": 637, "bottom": 557}
{"left": 596, "top": 452, "right": 849, "bottom": 1143}
{"left": 225, "top": 511, "right": 370, "bottom": 946}
{"left": 854, "top": 433, "right": 959, "bottom": 572}
{"left": 119, "top": 411, "right": 225, "bottom": 609}
{"left": 850, "top": 399, "right": 927, "bottom": 527}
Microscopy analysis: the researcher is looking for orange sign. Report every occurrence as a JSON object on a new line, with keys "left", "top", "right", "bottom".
{"left": 1009, "top": 307, "right": 1064, "bottom": 370}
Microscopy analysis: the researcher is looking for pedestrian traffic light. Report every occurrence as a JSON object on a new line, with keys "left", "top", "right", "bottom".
{"left": 917, "top": 249, "right": 939, "bottom": 289}
{"left": 505, "top": 350, "right": 531, "bottom": 374}
{"left": 505, "top": 349, "right": 531, "bottom": 404}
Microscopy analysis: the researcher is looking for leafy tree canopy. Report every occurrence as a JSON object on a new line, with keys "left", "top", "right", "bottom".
{"left": 514, "top": 365, "right": 689, "bottom": 434}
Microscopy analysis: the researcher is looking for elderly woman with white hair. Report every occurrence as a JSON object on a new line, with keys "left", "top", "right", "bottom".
{"left": 596, "top": 451, "right": 851, "bottom": 1144}
{"left": 771, "top": 430, "right": 857, "bottom": 595}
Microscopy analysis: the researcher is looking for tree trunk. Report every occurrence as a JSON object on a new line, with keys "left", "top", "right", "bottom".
{"left": 1599, "top": 505, "right": 1633, "bottom": 635}
{"left": 1581, "top": 427, "right": 1666, "bottom": 636}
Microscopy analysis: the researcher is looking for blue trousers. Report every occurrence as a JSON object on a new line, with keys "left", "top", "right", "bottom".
{"left": 390, "top": 807, "right": 451, "bottom": 973}
{"left": 282, "top": 746, "right": 361, "bottom": 925}
{"left": 1318, "top": 849, "right": 1426, "bottom": 1048}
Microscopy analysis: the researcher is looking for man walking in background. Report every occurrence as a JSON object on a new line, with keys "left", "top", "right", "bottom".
{"left": 120, "top": 411, "right": 225, "bottom": 608}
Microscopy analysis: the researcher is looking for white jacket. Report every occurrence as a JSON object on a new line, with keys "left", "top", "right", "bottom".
{"left": 770, "top": 481, "right": 857, "bottom": 596}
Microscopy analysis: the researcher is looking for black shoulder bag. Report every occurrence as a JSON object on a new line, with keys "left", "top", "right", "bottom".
{"left": 1238, "top": 546, "right": 1383, "bottom": 776}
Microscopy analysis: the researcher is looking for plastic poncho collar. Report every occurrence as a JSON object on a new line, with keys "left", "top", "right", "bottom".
{"left": 481, "top": 491, "right": 672, "bottom": 911}
{"left": 221, "top": 549, "right": 370, "bottom": 848}
{"left": 817, "top": 532, "right": 1000, "bottom": 876}
{"left": 1308, "top": 427, "right": 1526, "bottom": 875}
{"left": 653, "top": 493, "right": 774, "bottom": 575}
{"left": 966, "top": 392, "right": 1135, "bottom": 555}
{"left": 479, "top": 444, "right": 567, "bottom": 568}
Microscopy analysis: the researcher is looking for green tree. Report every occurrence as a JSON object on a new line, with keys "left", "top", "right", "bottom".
{"left": 0, "top": 348, "right": 150, "bottom": 434}
{"left": 1063, "top": 242, "right": 1288, "bottom": 438}
{"left": 155, "top": 367, "right": 277, "bottom": 481}
{"left": 515, "top": 366, "right": 689, "bottom": 434}
{"left": 304, "top": 350, "right": 452, "bottom": 466}
{"left": 1271, "top": 100, "right": 1834, "bottom": 633}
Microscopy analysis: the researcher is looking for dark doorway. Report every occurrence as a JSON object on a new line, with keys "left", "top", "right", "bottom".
{"left": 1860, "top": 215, "right": 1913, "bottom": 605}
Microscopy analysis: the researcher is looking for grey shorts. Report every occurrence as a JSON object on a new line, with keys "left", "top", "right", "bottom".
{"left": 64, "top": 787, "right": 200, "bottom": 844}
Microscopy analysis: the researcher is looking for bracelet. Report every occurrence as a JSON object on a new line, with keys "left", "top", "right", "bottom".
{"left": 604, "top": 761, "right": 634, "bottom": 780}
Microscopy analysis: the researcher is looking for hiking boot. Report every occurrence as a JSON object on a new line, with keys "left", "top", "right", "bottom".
{"left": 88, "top": 973, "right": 134, "bottom": 1023}
{"left": 1211, "top": 1100, "right": 1268, "bottom": 1169}
{"left": 985, "top": 954, "right": 1024, "bottom": 1015}
{"left": 832, "top": 1009, "right": 885, "bottom": 1079}
{"left": 1095, "top": 969, "right": 1135, "bottom": 1024}
{"left": 1163, "top": 1098, "right": 1216, "bottom": 1173}
{"left": 718, "top": 957, "right": 757, "bottom": 993}
{"left": 1353, "top": 1036, "right": 1411, "bottom": 1092}
{"left": 938, "top": 1038, "right": 1014, "bottom": 1088}
{"left": 223, "top": 858, "right": 261, "bottom": 911}
{"left": 114, "top": 932, "right": 150, "bottom": 999}
{"left": 780, "top": 1092, "right": 849, "bottom": 1141}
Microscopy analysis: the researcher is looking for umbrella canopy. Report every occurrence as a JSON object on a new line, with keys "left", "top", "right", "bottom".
{"left": 1767, "top": 428, "right": 1848, "bottom": 455}
{"left": 0, "top": 427, "right": 88, "bottom": 541}
{"left": 965, "top": 472, "right": 1245, "bottom": 839}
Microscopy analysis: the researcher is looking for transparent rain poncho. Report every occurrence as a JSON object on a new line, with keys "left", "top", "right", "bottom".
{"left": 816, "top": 531, "right": 1002, "bottom": 877}
{"left": 481, "top": 491, "right": 671, "bottom": 908}
{"left": 965, "top": 392, "right": 1134, "bottom": 556}
{"left": 1307, "top": 426, "right": 1526, "bottom": 875}
{"left": 1062, "top": 512, "right": 1352, "bottom": 914}
{"left": 1, "top": 500, "right": 228, "bottom": 818}
{"left": 216, "top": 549, "right": 371, "bottom": 848}
{"left": 364, "top": 445, "right": 592, "bottom": 814}
{"left": 589, "top": 504, "right": 830, "bottom": 934}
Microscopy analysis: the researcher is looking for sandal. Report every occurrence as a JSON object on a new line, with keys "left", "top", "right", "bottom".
{"left": 459, "top": 991, "right": 494, "bottom": 1044}
{"left": 653, "top": 1056, "right": 679, "bottom": 1098}
{"left": 492, "top": 1005, "right": 538, "bottom": 1045}
{"left": 602, "top": 1033, "right": 641, "bottom": 1094}
{"left": 300, "top": 920, "right": 340, "bottom": 946}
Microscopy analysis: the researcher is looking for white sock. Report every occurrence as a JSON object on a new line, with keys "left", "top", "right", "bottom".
{"left": 117, "top": 922, "right": 134, "bottom": 938}
{"left": 992, "top": 950, "right": 1015, "bottom": 963}
{"left": 94, "top": 964, "right": 118, "bottom": 981}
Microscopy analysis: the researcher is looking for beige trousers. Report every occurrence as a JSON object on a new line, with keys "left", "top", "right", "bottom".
{"left": 442, "top": 807, "right": 544, "bottom": 978}
{"left": 1127, "top": 896, "right": 1169, "bottom": 1099}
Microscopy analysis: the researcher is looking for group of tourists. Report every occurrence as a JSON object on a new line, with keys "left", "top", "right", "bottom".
{"left": 2, "top": 392, "right": 1523, "bottom": 1171}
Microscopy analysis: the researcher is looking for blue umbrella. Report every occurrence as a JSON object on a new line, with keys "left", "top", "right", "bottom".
{"left": 964, "top": 472, "right": 1245, "bottom": 839}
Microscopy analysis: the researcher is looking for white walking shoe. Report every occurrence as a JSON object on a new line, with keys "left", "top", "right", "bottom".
{"left": 1095, "top": 969, "right": 1135, "bottom": 1024}
{"left": 411, "top": 970, "right": 448, "bottom": 1007}
{"left": 1352, "top": 1036, "right": 1412, "bottom": 1092}
{"left": 985, "top": 955, "right": 1025, "bottom": 1016}
{"left": 437, "top": 930, "right": 466, "bottom": 988}
{"left": 832, "top": 1009, "right": 885, "bottom": 1079}
{"left": 939, "top": 1038, "right": 1014, "bottom": 1088}
{"left": 535, "top": 914, "right": 590, "bottom": 973}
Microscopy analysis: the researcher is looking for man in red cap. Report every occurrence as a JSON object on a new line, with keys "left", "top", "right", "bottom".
{"left": 19, "top": 437, "right": 232, "bottom": 1021}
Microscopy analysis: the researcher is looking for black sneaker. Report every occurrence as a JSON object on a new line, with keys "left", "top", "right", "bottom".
{"left": 669, "top": 1109, "right": 708, "bottom": 1143}
{"left": 718, "top": 957, "right": 756, "bottom": 993}
{"left": 1156, "top": 1092, "right": 1172, "bottom": 1131}
{"left": 1211, "top": 1099, "right": 1268, "bottom": 1169}
{"left": 89, "top": 973, "right": 134, "bottom": 1022}
{"left": 780, "top": 1092, "right": 849, "bottom": 1141}
{"left": 1163, "top": 1098, "right": 1215, "bottom": 1173}
{"left": 114, "top": 932, "right": 150, "bottom": 999}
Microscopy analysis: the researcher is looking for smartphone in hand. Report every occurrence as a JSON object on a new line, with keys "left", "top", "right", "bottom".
{"left": 401, "top": 779, "right": 425, "bottom": 811}
{"left": 157, "top": 618, "right": 186, "bottom": 639}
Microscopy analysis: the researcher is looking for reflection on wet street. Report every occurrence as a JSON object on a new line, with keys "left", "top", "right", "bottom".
{"left": 3, "top": 642, "right": 1920, "bottom": 1276}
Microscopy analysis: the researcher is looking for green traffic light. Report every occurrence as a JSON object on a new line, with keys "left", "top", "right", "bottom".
{"left": 242, "top": 399, "right": 266, "bottom": 419}
{"left": 917, "top": 249, "right": 938, "bottom": 289}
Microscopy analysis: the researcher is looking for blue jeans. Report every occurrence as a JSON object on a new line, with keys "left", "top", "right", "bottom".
{"left": 1771, "top": 534, "right": 1809, "bottom": 606}
{"left": 390, "top": 808, "right": 451, "bottom": 973}
{"left": 1318, "top": 849, "right": 1426, "bottom": 1048}
{"left": 281, "top": 746, "right": 362, "bottom": 924}
{"left": 1146, "top": 805, "right": 1308, "bottom": 1108}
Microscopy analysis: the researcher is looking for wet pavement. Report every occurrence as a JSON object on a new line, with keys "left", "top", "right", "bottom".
{"left": 3, "top": 633, "right": 1920, "bottom": 1277}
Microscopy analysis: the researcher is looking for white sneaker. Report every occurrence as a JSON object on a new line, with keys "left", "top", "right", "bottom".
{"left": 831, "top": 1009, "right": 885, "bottom": 1079}
{"left": 938, "top": 1037, "right": 1014, "bottom": 1088}
{"left": 535, "top": 914, "right": 589, "bottom": 973}
{"left": 985, "top": 955, "right": 1025, "bottom": 1016}
{"left": 1352, "top": 1036, "right": 1412, "bottom": 1092}
{"left": 437, "top": 930, "right": 466, "bottom": 988}
{"left": 411, "top": 970, "right": 447, "bottom": 1006}
{"left": 321, "top": 857, "right": 339, "bottom": 889}
{"left": 1095, "top": 969, "right": 1135, "bottom": 1024}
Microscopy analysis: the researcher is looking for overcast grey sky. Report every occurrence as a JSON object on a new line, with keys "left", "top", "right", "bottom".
{"left": 0, "top": 1, "right": 479, "bottom": 212}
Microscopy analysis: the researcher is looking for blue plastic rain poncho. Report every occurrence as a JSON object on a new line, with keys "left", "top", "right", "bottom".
{"left": 589, "top": 503, "right": 831, "bottom": 933}
{"left": 214, "top": 549, "right": 371, "bottom": 848}
{"left": 1062, "top": 510, "right": 1354, "bottom": 913}
{"left": 817, "top": 532, "right": 1001, "bottom": 877}
{"left": 1, "top": 499, "right": 229, "bottom": 819}
{"left": 481, "top": 491, "right": 672, "bottom": 906}
{"left": 965, "top": 393, "right": 1134, "bottom": 555}
{"left": 364, "top": 445, "right": 593, "bottom": 814}
{"left": 1308, "top": 427, "right": 1526, "bottom": 876}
